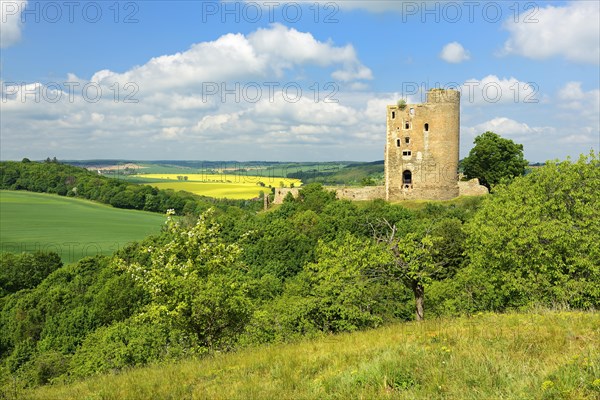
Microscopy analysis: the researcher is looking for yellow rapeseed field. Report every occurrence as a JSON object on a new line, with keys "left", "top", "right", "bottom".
{"left": 135, "top": 174, "right": 301, "bottom": 199}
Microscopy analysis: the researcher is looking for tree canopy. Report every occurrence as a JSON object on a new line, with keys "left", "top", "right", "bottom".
{"left": 462, "top": 131, "right": 528, "bottom": 189}
{"left": 463, "top": 151, "right": 600, "bottom": 310}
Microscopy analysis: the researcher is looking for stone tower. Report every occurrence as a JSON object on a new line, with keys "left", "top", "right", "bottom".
{"left": 385, "top": 88, "right": 460, "bottom": 201}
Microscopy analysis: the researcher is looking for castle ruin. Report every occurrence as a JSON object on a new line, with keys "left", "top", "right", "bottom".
{"left": 273, "top": 88, "right": 487, "bottom": 204}
{"left": 385, "top": 88, "right": 460, "bottom": 201}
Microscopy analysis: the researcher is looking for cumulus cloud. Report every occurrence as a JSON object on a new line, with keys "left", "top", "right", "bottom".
{"left": 559, "top": 134, "right": 598, "bottom": 145}
{"left": 90, "top": 24, "right": 371, "bottom": 92}
{"left": 557, "top": 82, "right": 600, "bottom": 113}
{"left": 462, "top": 114, "right": 597, "bottom": 162}
{"left": 460, "top": 75, "right": 538, "bottom": 106}
{"left": 502, "top": 1, "right": 600, "bottom": 64}
{"left": 249, "top": 24, "right": 372, "bottom": 81}
{"left": 0, "top": 0, "right": 27, "bottom": 48}
{"left": 555, "top": 82, "right": 600, "bottom": 139}
{"left": 463, "top": 117, "right": 553, "bottom": 138}
{"left": 440, "top": 42, "right": 470, "bottom": 63}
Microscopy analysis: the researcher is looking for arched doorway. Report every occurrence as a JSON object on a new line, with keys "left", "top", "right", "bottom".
{"left": 403, "top": 170, "right": 412, "bottom": 187}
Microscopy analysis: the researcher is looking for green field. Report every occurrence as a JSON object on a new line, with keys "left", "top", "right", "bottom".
{"left": 23, "top": 311, "right": 599, "bottom": 400}
{"left": 0, "top": 191, "right": 165, "bottom": 263}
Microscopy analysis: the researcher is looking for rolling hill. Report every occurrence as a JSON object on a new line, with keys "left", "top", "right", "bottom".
{"left": 0, "top": 190, "right": 165, "bottom": 263}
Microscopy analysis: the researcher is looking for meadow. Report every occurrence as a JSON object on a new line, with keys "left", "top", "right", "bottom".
{"left": 0, "top": 190, "right": 165, "bottom": 263}
{"left": 21, "top": 311, "right": 600, "bottom": 400}
{"left": 133, "top": 173, "right": 302, "bottom": 199}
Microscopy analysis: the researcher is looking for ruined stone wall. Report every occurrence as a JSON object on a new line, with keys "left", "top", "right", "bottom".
{"left": 273, "top": 186, "right": 386, "bottom": 204}
{"left": 272, "top": 188, "right": 299, "bottom": 204}
{"left": 272, "top": 180, "right": 487, "bottom": 205}
{"left": 334, "top": 186, "right": 385, "bottom": 201}
{"left": 385, "top": 89, "right": 460, "bottom": 201}
{"left": 458, "top": 178, "right": 489, "bottom": 197}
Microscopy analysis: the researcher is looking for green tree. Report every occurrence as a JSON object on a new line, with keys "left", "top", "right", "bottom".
{"left": 462, "top": 131, "right": 528, "bottom": 189}
{"left": 295, "top": 183, "right": 337, "bottom": 213}
{"left": 0, "top": 252, "right": 63, "bottom": 294}
{"left": 117, "top": 209, "right": 253, "bottom": 349}
{"left": 380, "top": 230, "right": 439, "bottom": 321}
{"left": 242, "top": 234, "right": 405, "bottom": 343}
{"left": 294, "top": 234, "right": 395, "bottom": 332}
{"left": 361, "top": 177, "right": 376, "bottom": 186}
{"left": 464, "top": 151, "right": 600, "bottom": 310}
{"left": 368, "top": 211, "right": 461, "bottom": 321}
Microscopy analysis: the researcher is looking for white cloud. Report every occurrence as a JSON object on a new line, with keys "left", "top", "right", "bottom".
{"left": 460, "top": 75, "right": 538, "bottom": 106}
{"left": 559, "top": 134, "right": 597, "bottom": 145}
{"left": 90, "top": 113, "right": 105, "bottom": 123}
{"left": 558, "top": 82, "right": 587, "bottom": 103}
{"left": 464, "top": 117, "right": 554, "bottom": 138}
{"left": 249, "top": 24, "right": 372, "bottom": 81}
{"left": 251, "top": 96, "right": 358, "bottom": 126}
{"left": 502, "top": 1, "right": 600, "bottom": 64}
{"left": 555, "top": 82, "right": 600, "bottom": 140}
{"left": 0, "top": 0, "right": 27, "bottom": 48}
{"left": 347, "top": 82, "right": 370, "bottom": 91}
{"left": 557, "top": 82, "right": 600, "bottom": 113}
{"left": 89, "top": 24, "right": 371, "bottom": 92}
{"left": 440, "top": 42, "right": 470, "bottom": 63}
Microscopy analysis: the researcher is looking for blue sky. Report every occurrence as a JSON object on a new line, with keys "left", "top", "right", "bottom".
{"left": 1, "top": 0, "right": 598, "bottom": 162}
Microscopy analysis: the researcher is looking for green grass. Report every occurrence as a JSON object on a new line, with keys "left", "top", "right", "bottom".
{"left": 0, "top": 190, "right": 165, "bottom": 263}
{"left": 22, "top": 311, "right": 599, "bottom": 399}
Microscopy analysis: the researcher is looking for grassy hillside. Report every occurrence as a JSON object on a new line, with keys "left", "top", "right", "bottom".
{"left": 0, "top": 190, "right": 165, "bottom": 263}
{"left": 22, "top": 311, "right": 599, "bottom": 400}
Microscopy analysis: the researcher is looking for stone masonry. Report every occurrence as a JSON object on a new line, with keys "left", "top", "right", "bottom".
{"left": 385, "top": 89, "right": 461, "bottom": 201}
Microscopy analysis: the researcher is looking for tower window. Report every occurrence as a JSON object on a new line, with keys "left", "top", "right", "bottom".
{"left": 391, "top": 111, "right": 395, "bottom": 119}
{"left": 405, "top": 137, "right": 410, "bottom": 144}
{"left": 403, "top": 170, "right": 412, "bottom": 185}
{"left": 402, "top": 150, "right": 412, "bottom": 157}
{"left": 424, "top": 123, "right": 429, "bottom": 132}
{"left": 396, "top": 139, "right": 401, "bottom": 147}
{"left": 404, "top": 122, "right": 410, "bottom": 129}
{"left": 410, "top": 108, "right": 414, "bottom": 115}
